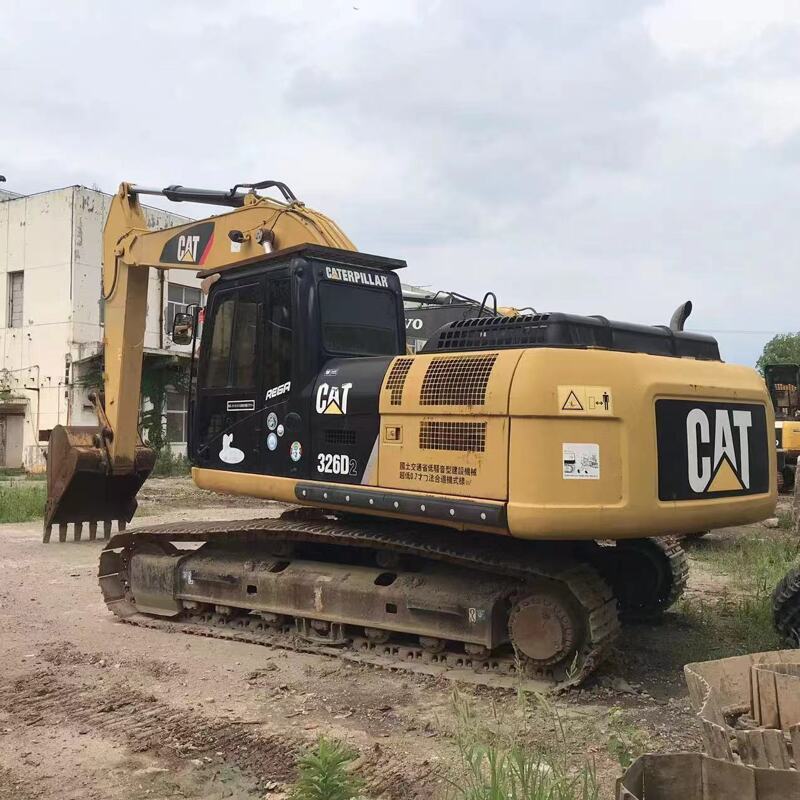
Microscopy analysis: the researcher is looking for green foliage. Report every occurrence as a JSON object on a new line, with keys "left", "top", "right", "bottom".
{"left": 605, "top": 708, "right": 648, "bottom": 770}
{"left": 289, "top": 737, "right": 363, "bottom": 800}
{"left": 445, "top": 690, "right": 599, "bottom": 800}
{"left": 140, "top": 357, "right": 189, "bottom": 454}
{"left": 151, "top": 446, "right": 191, "bottom": 477}
{"left": 692, "top": 535, "right": 799, "bottom": 597}
{"left": 756, "top": 332, "right": 800, "bottom": 374}
{"left": 73, "top": 354, "right": 189, "bottom": 456}
{"left": 0, "top": 483, "right": 46, "bottom": 522}
{"left": 677, "top": 594, "right": 782, "bottom": 657}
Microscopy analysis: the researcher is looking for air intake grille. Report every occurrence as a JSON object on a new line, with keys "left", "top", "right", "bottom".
{"left": 420, "top": 354, "right": 497, "bottom": 406}
{"left": 419, "top": 421, "right": 486, "bottom": 452}
{"left": 424, "top": 315, "right": 550, "bottom": 352}
{"left": 385, "top": 357, "right": 413, "bottom": 405}
{"left": 325, "top": 429, "right": 356, "bottom": 446}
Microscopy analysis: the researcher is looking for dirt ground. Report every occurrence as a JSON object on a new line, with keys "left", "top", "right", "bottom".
{"left": 0, "top": 480, "right": 790, "bottom": 799}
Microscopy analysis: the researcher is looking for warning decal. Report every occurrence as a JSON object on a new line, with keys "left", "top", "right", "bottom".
{"left": 557, "top": 386, "right": 613, "bottom": 416}
{"left": 561, "top": 391, "right": 583, "bottom": 411}
{"left": 563, "top": 443, "right": 600, "bottom": 480}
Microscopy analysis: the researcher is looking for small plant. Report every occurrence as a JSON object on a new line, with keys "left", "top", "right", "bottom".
{"left": 152, "top": 446, "right": 191, "bottom": 477}
{"left": 605, "top": 707, "right": 648, "bottom": 770}
{"left": 289, "top": 737, "right": 363, "bottom": 800}
{"left": 446, "top": 689, "right": 599, "bottom": 800}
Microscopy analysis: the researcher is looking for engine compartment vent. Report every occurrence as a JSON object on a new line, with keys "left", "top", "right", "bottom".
{"left": 420, "top": 354, "right": 498, "bottom": 406}
{"left": 385, "top": 357, "right": 413, "bottom": 405}
{"left": 421, "top": 313, "right": 721, "bottom": 361}
{"left": 419, "top": 421, "right": 487, "bottom": 452}
{"left": 325, "top": 429, "right": 357, "bottom": 446}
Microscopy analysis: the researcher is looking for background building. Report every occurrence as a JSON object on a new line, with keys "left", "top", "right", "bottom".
{"left": 0, "top": 185, "right": 202, "bottom": 470}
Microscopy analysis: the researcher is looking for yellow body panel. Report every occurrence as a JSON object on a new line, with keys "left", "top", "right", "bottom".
{"left": 368, "top": 347, "right": 776, "bottom": 541}
{"left": 776, "top": 420, "right": 800, "bottom": 454}
{"left": 377, "top": 350, "right": 521, "bottom": 500}
{"left": 506, "top": 348, "right": 775, "bottom": 538}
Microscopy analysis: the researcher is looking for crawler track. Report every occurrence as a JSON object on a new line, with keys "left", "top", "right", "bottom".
{"left": 583, "top": 536, "right": 688, "bottom": 621}
{"left": 99, "top": 517, "right": 620, "bottom": 690}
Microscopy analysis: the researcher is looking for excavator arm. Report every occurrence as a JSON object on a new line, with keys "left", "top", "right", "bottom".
{"left": 44, "top": 181, "right": 355, "bottom": 541}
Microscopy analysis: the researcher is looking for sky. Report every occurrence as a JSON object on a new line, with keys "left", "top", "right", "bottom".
{"left": 2, "top": 0, "right": 800, "bottom": 366}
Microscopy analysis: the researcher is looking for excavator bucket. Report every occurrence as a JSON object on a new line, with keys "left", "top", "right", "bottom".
{"left": 43, "top": 425, "right": 156, "bottom": 543}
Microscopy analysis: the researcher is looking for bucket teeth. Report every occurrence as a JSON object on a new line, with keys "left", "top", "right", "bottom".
{"left": 41, "top": 519, "right": 126, "bottom": 544}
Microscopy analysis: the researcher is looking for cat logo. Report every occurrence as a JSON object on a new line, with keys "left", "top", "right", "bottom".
{"left": 177, "top": 234, "right": 200, "bottom": 263}
{"left": 316, "top": 382, "right": 353, "bottom": 415}
{"left": 686, "top": 408, "right": 752, "bottom": 492}
{"left": 655, "top": 399, "right": 769, "bottom": 501}
{"left": 159, "top": 221, "right": 215, "bottom": 266}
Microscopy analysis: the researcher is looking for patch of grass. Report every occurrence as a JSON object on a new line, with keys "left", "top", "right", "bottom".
{"left": 0, "top": 482, "right": 45, "bottom": 522}
{"left": 289, "top": 737, "right": 363, "bottom": 800}
{"left": 676, "top": 534, "right": 799, "bottom": 658}
{"left": 152, "top": 447, "right": 192, "bottom": 477}
{"left": 692, "top": 535, "right": 798, "bottom": 597}
{"left": 677, "top": 594, "right": 782, "bottom": 657}
{"left": 444, "top": 690, "right": 600, "bottom": 800}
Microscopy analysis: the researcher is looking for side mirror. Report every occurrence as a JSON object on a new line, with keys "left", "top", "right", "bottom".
{"left": 172, "top": 311, "right": 195, "bottom": 345}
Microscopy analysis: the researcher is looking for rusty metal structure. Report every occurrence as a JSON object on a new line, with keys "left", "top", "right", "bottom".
{"left": 618, "top": 650, "right": 800, "bottom": 799}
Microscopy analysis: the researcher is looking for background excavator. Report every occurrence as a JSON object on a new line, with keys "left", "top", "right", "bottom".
{"left": 44, "top": 180, "right": 777, "bottom": 687}
{"left": 764, "top": 363, "right": 800, "bottom": 493}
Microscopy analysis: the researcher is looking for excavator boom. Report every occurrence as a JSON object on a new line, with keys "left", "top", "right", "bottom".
{"left": 45, "top": 181, "right": 354, "bottom": 540}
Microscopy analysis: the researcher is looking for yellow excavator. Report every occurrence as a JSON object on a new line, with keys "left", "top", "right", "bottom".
{"left": 763, "top": 363, "right": 800, "bottom": 493}
{"left": 44, "top": 181, "right": 777, "bottom": 686}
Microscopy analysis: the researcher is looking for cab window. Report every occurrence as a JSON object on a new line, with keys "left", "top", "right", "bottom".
{"left": 319, "top": 282, "right": 399, "bottom": 356}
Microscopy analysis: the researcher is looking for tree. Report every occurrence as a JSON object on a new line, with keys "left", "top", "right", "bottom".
{"left": 756, "top": 332, "right": 800, "bottom": 375}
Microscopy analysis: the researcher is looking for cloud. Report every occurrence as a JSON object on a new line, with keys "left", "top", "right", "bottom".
{"left": 3, "top": 0, "right": 800, "bottom": 365}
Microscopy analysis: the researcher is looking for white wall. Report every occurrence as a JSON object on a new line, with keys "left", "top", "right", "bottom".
{"left": 0, "top": 185, "right": 198, "bottom": 469}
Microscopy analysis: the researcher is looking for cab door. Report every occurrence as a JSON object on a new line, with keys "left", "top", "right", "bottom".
{"left": 262, "top": 271, "right": 297, "bottom": 477}
{"left": 192, "top": 281, "right": 263, "bottom": 472}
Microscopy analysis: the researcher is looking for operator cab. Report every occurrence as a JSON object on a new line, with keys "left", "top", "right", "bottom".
{"left": 765, "top": 364, "right": 800, "bottom": 422}
{"left": 183, "top": 245, "right": 406, "bottom": 482}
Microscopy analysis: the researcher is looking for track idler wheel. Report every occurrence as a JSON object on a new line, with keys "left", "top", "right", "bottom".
{"left": 588, "top": 537, "right": 688, "bottom": 622}
{"left": 773, "top": 566, "right": 800, "bottom": 646}
{"left": 508, "top": 588, "right": 582, "bottom": 670}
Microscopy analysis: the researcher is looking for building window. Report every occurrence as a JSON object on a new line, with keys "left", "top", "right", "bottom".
{"left": 167, "top": 283, "right": 202, "bottom": 334}
{"left": 7, "top": 272, "right": 23, "bottom": 328}
{"left": 165, "top": 391, "right": 188, "bottom": 443}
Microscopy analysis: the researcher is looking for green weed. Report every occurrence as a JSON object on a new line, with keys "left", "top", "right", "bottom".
{"left": 445, "top": 689, "right": 599, "bottom": 800}
{"left": 0, "top": 482, "right": 45, "bottom": 522}
{"left": 691, "top": 535, "right": 798, "bottom": 597}
{"left": 289, "top": 737, "right": 363, "bottom": 800}
{"left": 152, "top": 446, "right": 192, "bottom": 477}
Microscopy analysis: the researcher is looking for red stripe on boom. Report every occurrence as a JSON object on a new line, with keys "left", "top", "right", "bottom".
{"left": 199, "top": 233, "right": 215, "bottom": 265}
